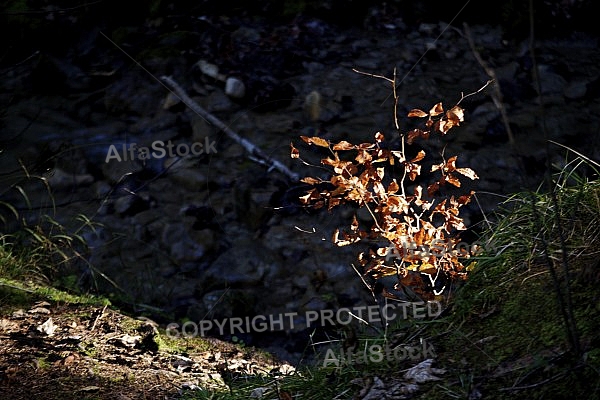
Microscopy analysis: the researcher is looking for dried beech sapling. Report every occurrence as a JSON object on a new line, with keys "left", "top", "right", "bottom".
{"left": 291, "top": 76, "right": 488, "bottom": 301}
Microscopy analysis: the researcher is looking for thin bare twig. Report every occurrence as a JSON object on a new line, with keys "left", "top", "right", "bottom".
{"left": 463, "top": 23, "right": 515, "bottom": 145}
{"left": 161, "top": 76, "right": 300, "bottom": 182}
{"left": 456, "top": 79, "right": 494, "bottom": 106}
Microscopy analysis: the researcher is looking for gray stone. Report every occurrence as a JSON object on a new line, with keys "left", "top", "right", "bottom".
{"left": 537, "top": 64, "right": 567, "bottom": 95}
{"left": 200, "top": 238, "right": 281, "bottom": 290}
{"left": 564, "top": 79, "right": 588, "bottom": 100}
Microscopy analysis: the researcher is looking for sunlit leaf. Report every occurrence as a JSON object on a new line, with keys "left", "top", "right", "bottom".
{"left": 290, "top": 143, "right": 299, "bottom": 158}
{"left": 455, "top": 167, "right": 479, "bottom": 180}
{"left": 351, "top": 214, "right": 359, "bottom": 232}
{"left": 446, "top": 105, "right": 464, "bottom": 123}
{"left": 388, "top": 180, "right": 399, "bottom": 194}
{"left": 408, "top": 109, "right": 428, "bottom": 118}
{"left": 407, "top": 264, "right": 419, "bottom": 271}
{"left": 466, "top": 261, "right": 477, "bottom": 271}
{"left": 300, "top": 177, "right": 321, "bottom": 185}
{"left": 407, "top": 128, "right": 429, "bottom": 145}
{"left": 410, "top": 150, "right": 426, "bottom": 163}
{"left": 355, "top": 150, "right": 372, "bottom": 164}
{"left": 405, "top": 162, "right": 421, "bottom": 181}
{"left": 457, "top": 191, "right": 475, "bottom": 205}
{"left": 300, "top": 135, "right": 329, "bottom": 147}
{"left": 429, "top": 102, "right": 444, "bottom": 117}
{"left": 445, "top": 174, "right": 461, "bottom": 187}
{"left": 390, "top": 150, "right": 405, "bottom": 162}
{"left": 427, "top": 181, "right": 440, "bottom": 197}
{"left": 376, "top": 247, "right": 389, "bottom": 257}
{"left": 332, "top": 140, "right": 356, "bottom": 151}
{"left": 419, "top": 263, "right": 438, "bottom": 275}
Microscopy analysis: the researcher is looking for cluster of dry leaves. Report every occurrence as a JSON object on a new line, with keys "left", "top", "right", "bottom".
{"left": 291, "top": 97, "right": 479, "bottom": 300}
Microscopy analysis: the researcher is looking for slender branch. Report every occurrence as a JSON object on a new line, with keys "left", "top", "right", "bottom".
{"left": 463, "top": 23, "right": 515, "bottom": 145}
{"left": 456, "top": 79, "right": 494, "bottom": 106}
{"left": 161, "top": 76, "right": 300, "bottom": 182}
{"left": 351, "top": 68, "right": 394, "bottom": 83}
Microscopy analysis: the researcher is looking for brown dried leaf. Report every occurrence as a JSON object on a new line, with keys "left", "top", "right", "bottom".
{"left": 322, "top": 157, "right": 357, "bottom": 175}
{"left": 299, "top": 188, "right": 320, "bottom": 204}
{"left": 408, "top": 108, "right": 428, "bottom": 118}
{"left": 351, "top": 215, "right": 359, "bottom": 232}
{"left": 332, "top": 140, "right": 356, "bottom": 151}
{"left": 429, "top": 102, "right": 444, "bottom": 117}
{"left": 300, "top": 177, "right": 321, "bottom": 185}
{"left": 419, "top": 263, "right": 438, "bottom": 275}
{"left": 410, "top": 150, "right": 426, "bottom": 163}
{"left": 446, "top": 156, "right": 458, "bottom": 171}
{"left": 438, "top": 118, "right": 458, "bottom": 134}
{"left": 376, "top": 247, "right": 389, "bottom": 256}
{"left": 446, "top": 105, "right": 464, "bottom": 123}
{"left": 405, "top": 162, "right": 421, "bottom": 181}
{"left": 290, "top": 143, "right": 299, "bottom": 158}
{"left": 300, "top": 135, "right": 329, "bottom": 147}
{"left": 332, "top": 228, "right": 361, "bottom": 246}
{"left": 375, "top": 132, "right": 385, "bottom": 143}
{"left": 368, "top": 265, "right": 398, "bottom": 279}
{"left": 358, "top": 142, "right": 376, "bottom": 150}
{"left": 407, "top": 128, "right": 430, "bottom": 145}
{"left": 457, "top": 191, "right": 475, "bottom": 205}
{"left": 328, "top": 196, "right": 342, "bottom": 210}
{"left": 455, "top": 167, "right": 479, "bottom": 180}
{"left": 355, "top": 150, "right": 372, "bottom": 164}
{"left": 427, "top": 181, "right": 440, "bottom": 197}
{"left": 446, "top": 174, "right": 461, "bottom": 187}
{"left": 390, "top": 150, "right": 405, "bottom": 162}
{"left": 388, "top": 180, "right": 399, "bottom": 194}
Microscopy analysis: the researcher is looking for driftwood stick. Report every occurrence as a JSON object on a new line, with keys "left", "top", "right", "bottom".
{"left": 160, "top": 75, "right": 300, "bottom": 182}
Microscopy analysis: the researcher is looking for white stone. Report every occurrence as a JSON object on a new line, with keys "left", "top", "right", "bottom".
{"left": 225, "top": 77, "right": 246, "bottom": 98}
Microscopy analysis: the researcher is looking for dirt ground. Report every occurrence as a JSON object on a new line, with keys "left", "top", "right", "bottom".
{"left": 0, "top": 291, "right": 295, "bottom": 400}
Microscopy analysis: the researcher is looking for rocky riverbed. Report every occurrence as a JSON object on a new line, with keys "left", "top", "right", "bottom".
{"left": 1, "top": 2, "right": 599, "bottom": 361}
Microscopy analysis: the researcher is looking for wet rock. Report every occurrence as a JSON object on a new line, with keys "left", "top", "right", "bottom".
{"left": 180, "top": 205, "right": 218, "bottom": 230}
{"left": 104, "top": 75, "right": 162, "bottom": 116}
{"left": 170, "top": 168, "right": 208, "bottom": 191}
{"left": 245, "top": 76, "right": 296, "bottom": 112}
{"left": 188, "top": 288, "right": 258, "bottom": 324}
{"left": 193, "top": 60, "right": 226, "bottom": 83}
{"left": 129, "top": 112, "right": 179, "bottom": 134}
{"left": 170, "top": 238, "right": 206, "bottom": 263}
{"left": 114, "top": 193, "right": 152, "bottom": 216}
{"left": 161, "top": 222, "right": 210, "bottom": 263}
{"left": 203, "top": 90, "right": 234, "bottom": 112}
{"left": 537, "top": 64, "right": 568, "bottom": 95}
{"left": 231, "top": 26, "right": 261, "bottom": 44}
{"left": 564, "top": 79, "right": 589, "bottom": 100}
{"left": 199, "top": 238, "right": 280, "bottom": 291}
